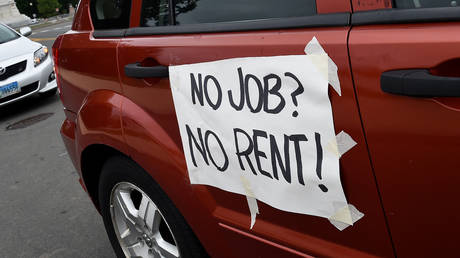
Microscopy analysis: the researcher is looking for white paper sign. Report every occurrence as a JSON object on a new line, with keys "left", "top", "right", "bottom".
{"left": 169, "top": 53, "right": 348, "bottom": 222}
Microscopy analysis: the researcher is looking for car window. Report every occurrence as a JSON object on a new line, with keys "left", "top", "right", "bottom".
{"left": 174, "top": 0, "right": 316, "bottom": 25}
{"left": 394, "top": 0, "right": 458, "bottom": 8}
{"left": 140, "top": 0, "right": 317, "bottom": 27}
{"left": 141, "top": 0, "right": 170, "bottom": 27}
{"left": 90, "top": 0, "right": 131, "bottom": 29}
{"left": 0, "top": 24, "right": 19, "bottom": 44}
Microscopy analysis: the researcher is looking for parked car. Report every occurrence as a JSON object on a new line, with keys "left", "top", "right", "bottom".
{"left": 0, "top": 23, "right": 56, "bottom": 106}
{"left": 54, "top": 0, "right": 460, "bottom": 257}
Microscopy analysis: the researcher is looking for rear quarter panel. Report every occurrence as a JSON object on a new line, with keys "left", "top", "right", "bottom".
{"left": 58, "top": 31, "right": 121, "bottom": 113}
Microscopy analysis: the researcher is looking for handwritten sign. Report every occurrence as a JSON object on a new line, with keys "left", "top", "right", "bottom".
{"left": 169, "top": 53, "right": 348, "bottom": 221}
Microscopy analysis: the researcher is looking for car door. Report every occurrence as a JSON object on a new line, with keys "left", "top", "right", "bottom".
{"left": 349, "top": 1, "right": 460, "bottom": 257}
{"left": 116, "top": 0, "right": 394, "bottom": 256}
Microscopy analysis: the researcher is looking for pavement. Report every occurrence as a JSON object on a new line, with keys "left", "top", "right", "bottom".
{"left": 0, "top": 20, "right": 115, "bottom": 257}
{"left": 29, "top": 20, "right": 73, "bottom": 49}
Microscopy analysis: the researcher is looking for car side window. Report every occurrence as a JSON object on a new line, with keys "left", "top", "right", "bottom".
{"left": 141, "top": 0, "right": 316, "bottom": 27}
{"left": 141, "top": 0, "right": 170, "bottom": 27}
{"left": 174, "top": 0, "right": 316, "bottom": 25}
{"left": 90, "top": 0, "right": 131, "bottom": 29}
{"left": 394, "top": 0, "right": 458, "bottom": 8}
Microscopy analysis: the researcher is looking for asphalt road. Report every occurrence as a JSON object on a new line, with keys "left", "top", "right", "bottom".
{"left": 30, "top": 20, "right": 73, "bottom": 49}
{"left": 0, "top": 21, "right": 115, "bottom": 257}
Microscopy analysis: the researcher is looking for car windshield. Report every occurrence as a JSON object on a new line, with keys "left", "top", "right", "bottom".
{"left": 0, "top": 23, "right": 19, "bottom": 44}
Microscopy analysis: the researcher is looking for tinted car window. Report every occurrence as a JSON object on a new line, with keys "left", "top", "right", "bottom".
{"left": 141, "top": 0, "right": 170, "bottom": 27}
{"left": 141, "top": 0, "right": 317, "bottom": 27}
{"left": 90, "top": 0, "right": 131, "bottom": 29}
{"left": 174, "top": 0, "right": 316, "bottom": 25}
{"left": 0, "top": 24, "right": 19, "bottom": 44}
{"left": 394, "top": 0, "right": 458, "bottom": 8}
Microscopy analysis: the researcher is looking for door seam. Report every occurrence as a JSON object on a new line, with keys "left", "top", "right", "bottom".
{"left": 346, "top": 24, "right": 398, "bottom": 258}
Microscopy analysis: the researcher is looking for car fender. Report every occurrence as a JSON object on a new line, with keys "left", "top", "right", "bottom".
{"left": 75, "top": 90, "right": 128, "bottom": 172}
{"left": 120, "top": 96, "right": 231, "bottom": 257}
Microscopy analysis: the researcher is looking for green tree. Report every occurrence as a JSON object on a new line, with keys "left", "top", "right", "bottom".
{"left": 37, "top": 0, "right": 60, "bottom": 18}
{"left": 16, "top": 0, "right": 39, "bottom": 18}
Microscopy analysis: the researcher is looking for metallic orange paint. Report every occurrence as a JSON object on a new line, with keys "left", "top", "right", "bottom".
{"left": 349, "top": 22, "right": 460, "bottom": 257}
{"left": 75, "top": 91, "right": 126, "bottom": 171}
{"left": 117, "top": 28, "right": 393, "bottom": 256}
{"left": 351, "top": 0, "right": 392, "bottom": 12}
{"left": 56, "top": 0, "right": 407, "bottom": 257}
{"left": 129, "top": 0, "right": 141, "bottom": 28}
{"left": 316, "top": 0, "right": 351, "bottom": 14}
{"left": 71, "top": 0, "right": 93, "bottom": 31}
{"left": 58, "top": 32, "right": 122, "bottom": 113}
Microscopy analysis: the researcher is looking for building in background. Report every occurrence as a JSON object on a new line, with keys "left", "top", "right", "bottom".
{"left": 0, "top": 0, "right": 30, "bottom": 26}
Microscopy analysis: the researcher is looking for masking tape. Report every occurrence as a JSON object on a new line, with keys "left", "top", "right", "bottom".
{"left": 305, "top": 38, "right": 362, "bottom": 231}
{"left": 324, "top": 131, "right": 361, "bottom": 230}
{"left": 326, "top": 137, "right": 341, "bottom": 157}
{"left": 309, "top": 54, "right": 329, "bottom": 83}
{"left": 328, "top": 204, "right": 364, "bottom": 231}
{"left": 336, "top": 131, "right": 357, "bottom": 157}
{"left": 240, "top": 175, "right": 255, "bottom": 197}
{"left": 326, "top": 131, "right": 357, "bottom": 158}
{"left": 304, "top": 36, "right": 341, "bottom": 96}
{"left": 246, "top": 196, "right": 259, "bottom": 230}
{"left": 241, "top": 176, "right": 259, "bottom": 229}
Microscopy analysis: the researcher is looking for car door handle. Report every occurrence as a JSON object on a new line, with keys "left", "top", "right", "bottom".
{"left": 124, "top": 62, "right": 169, "bottom": 78}
{"left": 381, "top": 69, "right": 460, "bottom": 97}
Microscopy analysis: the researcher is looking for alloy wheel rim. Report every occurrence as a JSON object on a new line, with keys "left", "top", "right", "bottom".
{"left": 110, "top": 182, "right": 180, "bottom": 258}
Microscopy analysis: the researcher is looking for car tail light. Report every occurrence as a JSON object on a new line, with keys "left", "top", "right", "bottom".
{"left": 52, "top": 35, "right": 64, "bottom": 99}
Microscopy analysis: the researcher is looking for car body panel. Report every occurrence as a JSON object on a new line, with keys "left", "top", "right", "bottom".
{"left": 121, "top": 96, "right": 303, "bottom": 258}
{"left": 351, "top": 0, "right": 393, "bottom": 11}
{"left": 0, "top": 39, "right": 55, "bottom": 106}
{"left": 57, "top": 32, "right": 121, "bottom": 113}
{"left": 56, "top": 0, "right": 460, "bottom": 257}
{"left": 117, "top": 26, "right": 393, "bottom": 256}
{"left": 74, "top": 90, "right": 126, "bottom": 172}
{"left": 0, "top": 36, "right": 41, "bottom": 62}
{"left": 316, "top": 0, "right": 351, "bottom": 14}
{"left": 349, "top": 21, "right": 460, "bottom": 257}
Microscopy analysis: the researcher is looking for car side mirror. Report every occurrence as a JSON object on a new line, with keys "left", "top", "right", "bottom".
{"left": 19, "top": 26, "right": 32, "bottom": 37}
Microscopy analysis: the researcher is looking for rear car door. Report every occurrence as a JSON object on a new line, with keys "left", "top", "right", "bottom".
{"left": 114, "top": 0, "right": 394, "bottom": 256}
{"left": 349, "top": 1, "right": 460, "bottom": 257}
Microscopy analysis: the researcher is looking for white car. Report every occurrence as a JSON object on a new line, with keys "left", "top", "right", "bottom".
{"left": 0, "top": 23, "right": 57, "bottom": 107}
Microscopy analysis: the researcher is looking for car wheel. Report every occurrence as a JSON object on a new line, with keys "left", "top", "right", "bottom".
{"left": 99, "top": 155, "right": 208, "bottom": 258}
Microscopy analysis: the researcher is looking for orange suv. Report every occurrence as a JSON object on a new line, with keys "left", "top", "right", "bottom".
{"left": 54, "top": 0, "right": 460, "bottom": 257}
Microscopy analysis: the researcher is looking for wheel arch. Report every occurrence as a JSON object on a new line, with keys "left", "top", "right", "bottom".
{"left": 80, "top": 144, "right": 125, "bottom": 210}
{"left": 74, "top": 89, "right": 225, "bottom": 257}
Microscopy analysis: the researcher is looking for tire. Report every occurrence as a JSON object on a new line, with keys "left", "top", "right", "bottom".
{"left": 98, "top": 155, "right": 208, "bottom": 258}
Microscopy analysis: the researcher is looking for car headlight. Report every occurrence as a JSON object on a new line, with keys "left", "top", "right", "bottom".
{"left": 34, "top": 46, "right": 48, "bottom": 67}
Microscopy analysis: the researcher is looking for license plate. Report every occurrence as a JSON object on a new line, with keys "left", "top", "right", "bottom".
{"left": 0, "top": 82, "right": 20, "bottom": 99}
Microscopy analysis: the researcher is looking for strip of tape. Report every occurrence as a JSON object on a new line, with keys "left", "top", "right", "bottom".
{"left": 328, "top": 204, "right": 364, "bottom": 231}
{"left": 326, "top": 131, "right": 357, "bottom": 158}
{"left": 336, "top": 131, "right": 357, "bottom": 156}
{"left": 241, "top": 176, "right": 259, "bottom": 229}
{"left": 305, "top": 38, "right": 362, "bottom": 231}
{"left": 304, "top": 36, "right": 341, "bottom": 96}
{"left": 325, "top": 131, "right": 361, "bottom": 229}
{"left": 246, "top": 196, "right": 259, "bottom": 230}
